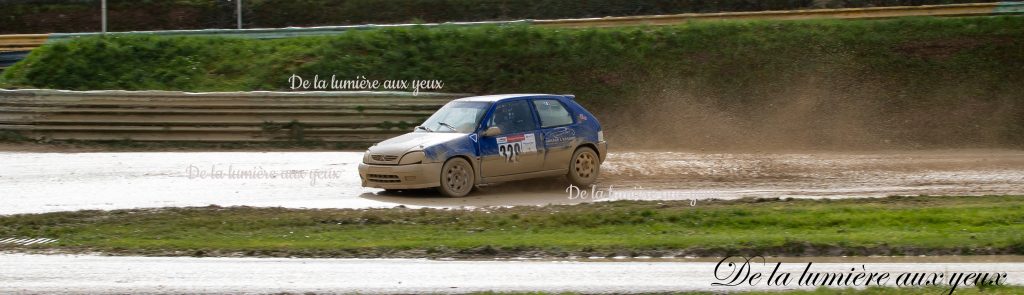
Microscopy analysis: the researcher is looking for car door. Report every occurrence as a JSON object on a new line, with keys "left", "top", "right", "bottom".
{"left": 532, "top": 98, "right": 578, "bottom": 171}
{"left": 480, "top": 99, "right": 544, "bottom": 177}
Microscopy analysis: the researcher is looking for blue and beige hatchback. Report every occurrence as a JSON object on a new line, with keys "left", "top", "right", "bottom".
{"left": 358, "top": 94, "right": 607, "bottom": 197}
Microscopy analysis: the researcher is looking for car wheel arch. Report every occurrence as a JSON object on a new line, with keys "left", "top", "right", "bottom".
{"left": 575, "top": 143, "right": 601, "bottom": 161}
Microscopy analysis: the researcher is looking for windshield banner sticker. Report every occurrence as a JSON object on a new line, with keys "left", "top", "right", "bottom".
{"left": 497, "top": 133, "right": 536, "bottom": 163}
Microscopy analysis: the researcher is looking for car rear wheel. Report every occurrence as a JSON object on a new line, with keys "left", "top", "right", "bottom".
{"left": 438, "top": 157, "right": 474, "bottom": 197}
{"left": 567, "top": 147, "right": 599, "bottom": 187}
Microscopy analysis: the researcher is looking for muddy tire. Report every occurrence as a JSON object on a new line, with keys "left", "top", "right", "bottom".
{"left": 567, "top": 146, "right": 599, "bottom": 187}
{"left": 437, "top": 157, "right": 474, "bottom": 197}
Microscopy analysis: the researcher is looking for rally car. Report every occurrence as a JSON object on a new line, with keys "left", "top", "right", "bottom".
{"left": 358, "top": 94, "right": 607, "bottom": 197}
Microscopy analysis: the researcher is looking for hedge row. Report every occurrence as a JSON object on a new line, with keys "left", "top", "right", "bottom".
{"left": 3, "top": 17, "right": 1023, "bottom": 149}
{"left": 0, "top": 0, "right": 993, "bottom": 34}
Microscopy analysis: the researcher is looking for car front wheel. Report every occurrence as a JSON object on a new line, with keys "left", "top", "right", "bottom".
{"left": 438, "top": 157, "right": 474, "bottom": 197}
{"left": 567, "top": 146, "right": 599, "bottom": 187}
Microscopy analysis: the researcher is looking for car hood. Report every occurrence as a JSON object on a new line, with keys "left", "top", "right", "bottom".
{"left": 368, "top": 132, "right": 468, "bottom": 156}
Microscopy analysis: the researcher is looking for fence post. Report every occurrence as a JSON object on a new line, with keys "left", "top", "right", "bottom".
{"left": 237, "top": 0, "right": 243, "bottom": 29}
{"left": 101, "top": 0, "right": 107, "bottom": 34}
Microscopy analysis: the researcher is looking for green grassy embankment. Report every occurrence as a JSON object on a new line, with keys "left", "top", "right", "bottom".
{"left": 3, "top": 16, "right": 1023, "bottom": 149}
{"left": 0, "top": 0, "right": 993, "bottom": 34}
{"left": 2, "top": 196, "right": 1023, "bottom": 258}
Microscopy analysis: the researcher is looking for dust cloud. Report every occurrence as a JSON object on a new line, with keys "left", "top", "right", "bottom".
{"left": 601, "top": 70, "right": 1021, "bottom": 151}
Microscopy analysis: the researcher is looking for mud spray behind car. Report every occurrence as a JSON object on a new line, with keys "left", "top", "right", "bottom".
{"left": 358, "top": 94, "right": 608, "bottom": 197}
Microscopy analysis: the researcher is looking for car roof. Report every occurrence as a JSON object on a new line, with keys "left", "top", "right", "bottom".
{"left": 453, "top": 94, "right": 571, "bottom": 103}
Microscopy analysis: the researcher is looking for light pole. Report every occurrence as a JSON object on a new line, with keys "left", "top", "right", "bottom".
{"left": 101, "top": 0, "right": 107, "bottom": 34}
{"left": 236, "top": 0, "right": 243, "bottom": 29}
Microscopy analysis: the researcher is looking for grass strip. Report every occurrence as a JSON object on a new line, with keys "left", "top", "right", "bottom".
{"left": 1, "top": 195, "right": 1023, "bottom": 258}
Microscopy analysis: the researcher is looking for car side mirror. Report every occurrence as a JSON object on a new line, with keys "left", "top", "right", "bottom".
{"left": 482, "top": 126, "right": 501, "bottom": 137}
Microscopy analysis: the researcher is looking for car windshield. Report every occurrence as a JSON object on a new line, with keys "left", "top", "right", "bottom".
{"left": 418, "top": 101, "right": 491, "bottom": 133}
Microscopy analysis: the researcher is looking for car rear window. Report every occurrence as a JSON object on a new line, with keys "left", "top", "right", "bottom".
{"left": 532, "top": 99, "right": 573, "bottom": 128}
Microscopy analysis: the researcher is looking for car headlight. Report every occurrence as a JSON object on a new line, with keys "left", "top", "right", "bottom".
{"left": 399, "top": 151, "right": 425, "bottom": 165}
{"left": 362, "top": 151, "right": 371, "bottom": 164}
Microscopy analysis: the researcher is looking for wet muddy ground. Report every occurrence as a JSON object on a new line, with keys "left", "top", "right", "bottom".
{"left": 1, "top": 254, "right": 1022, "bottom": 294}
{"left": 0, "top": 150, "right": 1021, "bottom": 215}
{"left": 601, "top": 150, "right": 1024, "bottom": 198}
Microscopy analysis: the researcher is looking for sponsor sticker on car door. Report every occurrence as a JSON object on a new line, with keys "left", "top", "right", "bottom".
{"left": 496, "top": 133, "right": 536, "bottom": 163}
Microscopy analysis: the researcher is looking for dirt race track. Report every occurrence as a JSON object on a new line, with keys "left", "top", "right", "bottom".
{"left": 2, "top": 254, "right": 1024, "bottom": 294}
{"left": 0, "top": 149, "right": 1021, "bottom": 215}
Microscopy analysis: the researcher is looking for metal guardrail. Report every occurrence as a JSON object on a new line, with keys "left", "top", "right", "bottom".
{"left": 535, "top": 2, "right": 1024, "bottom": 27}
{"left": 0, "top": 34, "right": 47, "bottom": 70}
{"left": 44, "top": 20, "right": 531, "bottom": 41}
{"left": 0, "top": 89, "right": 465, "bottom": 144}
{"left": 0, "top": 34, "right": 48, "bottom": 52}
{"left": 0, "top": 51, "right": 30, "bottom": 69}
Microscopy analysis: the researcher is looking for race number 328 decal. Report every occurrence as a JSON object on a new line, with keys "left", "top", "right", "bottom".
{"left": 496, "top": 133, "right": 537, "bottom": 163}
{"left": 498, "top": 142, "right": 522, "bottom": 163}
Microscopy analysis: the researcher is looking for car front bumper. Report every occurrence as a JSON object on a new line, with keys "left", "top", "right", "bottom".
{"left": 358, "top": 162, "right": 443, "bottom": 189}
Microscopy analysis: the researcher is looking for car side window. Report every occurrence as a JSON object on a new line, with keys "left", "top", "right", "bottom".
{"left": 532, "top": 99, "right": 573, "bottom": 128}
{"left": 487, "top": 100, "right": 536, "bottom": 134}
